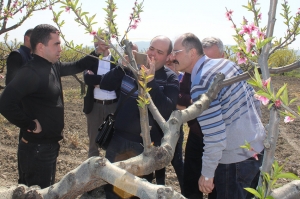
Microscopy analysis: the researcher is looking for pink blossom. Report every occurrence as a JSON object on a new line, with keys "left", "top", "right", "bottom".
{"left": 257, "top": 29, "right": 266, "bottom": 39}
{"left": 90, "top": 30, "right": 97, "bottom": 36}
{"left": 237, "top": 56, "right": 247, "bottom": 65}
{"left": 253, "top": 0, "right": 257, "bottom": 4}
{"left": 49, "top": 5, "right": 52, "bottom": 10}
{"left": 258, "top": 13, "right": 262, "bottom": 20}
{"left": 225, "top": 10, "right": 233, "bottom": 20}
{"left": 112, "top": 34, "right": 116, "bottom": 38}
{"left": 65, "top": 6, "right": 70, "bottom": 13}
{"left": 251, "top": 50, "right": 256, "bottom": 56}
{"left": 20, "top": 8, "right": 22, "bottom": 13}
{"left": 274, "top": 100, "right": 281, "bottom": 108}
{"left": 252, "top": 153, "right": 259, "bottom": 160}
{"left": 297, "top": 8, "right": 300, "bottom": 15}
{"left": 262, "top": 78, "right": 271, "bottom": 87}
{"left": 246, "top": 38, "right": 255, "bottom": 53}
{"left": 248, "top": 23, "right": 258, "bottom": 33}
{"left": 254, "top": 94, "right": 270, "bottom": 105}
{"left": 0, "top": 74, "right": 4, "bottom": 79}
{"left": 284, "top": 116, "right": 294, "bottom": 123}
{"left": 239, "top": 25, "right": 251, "bottom": 35}
{"left": 130, "top": 24, "right": 137, "bottom": 29}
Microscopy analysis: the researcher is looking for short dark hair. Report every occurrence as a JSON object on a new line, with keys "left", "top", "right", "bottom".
{"left": 24, "top": 29, "right": 33, "bottom": 37}
{"left": 150, "top": 35, "right": 173, "bottom": 55}
{"left": 30, "top": 24, "right": 59, "bottom": 52}
{"left": 181, "top": 33, "right": 204, "bottom": 56}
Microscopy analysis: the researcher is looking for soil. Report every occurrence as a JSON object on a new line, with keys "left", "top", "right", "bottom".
{"left": 0, "top": 75, "right": 299, "bottom": 198}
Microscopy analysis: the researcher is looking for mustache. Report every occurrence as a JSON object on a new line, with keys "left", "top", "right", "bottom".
{"left": 166, "top": 60, "right": 179, "bottom": 65}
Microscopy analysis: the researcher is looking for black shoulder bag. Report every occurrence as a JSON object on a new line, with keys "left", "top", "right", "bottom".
{"left": 95, "top": 86, "right": 137, "bottom": 150}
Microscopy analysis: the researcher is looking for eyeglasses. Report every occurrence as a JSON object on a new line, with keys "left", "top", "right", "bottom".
{"left": 171, "top": 49, "right": 183, "bottom": 56}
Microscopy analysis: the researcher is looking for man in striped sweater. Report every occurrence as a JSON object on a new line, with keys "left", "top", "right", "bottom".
{"left": 171, "top": 33, "right": 265, "bottom": 199}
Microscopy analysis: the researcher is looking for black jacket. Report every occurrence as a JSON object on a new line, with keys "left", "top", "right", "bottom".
{"left": 5, "top": 45, "right": 32, "bottom": 85}
{"left": 99, "top": 66, "right": 179, "bottom": 145}
{"left": 83, "top": 56, "right": 118, "bottom": 114}
{"left": 0, "top": 53, "right": 98, "bottom": 144}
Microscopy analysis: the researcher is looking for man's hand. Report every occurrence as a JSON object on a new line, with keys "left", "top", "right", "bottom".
{"left": 86, "top": 70, "right": 94, "bottom": 75}
{"left": 28, "top": 119, "right": 42, "bottom": 133}
{"left": 199, "top": 175, "right": 214, "bottom": 194}
{"left": 141, "top": 56, "right": 155, "bottom": 83}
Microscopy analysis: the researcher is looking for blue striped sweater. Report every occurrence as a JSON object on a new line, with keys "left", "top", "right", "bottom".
{"left": 191, "top": 56, "right": 265, "bottom": 178}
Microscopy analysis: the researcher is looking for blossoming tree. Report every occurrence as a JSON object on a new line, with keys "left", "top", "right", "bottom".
{"left": 1, "top": 0, "right": 300, "bottom": 198}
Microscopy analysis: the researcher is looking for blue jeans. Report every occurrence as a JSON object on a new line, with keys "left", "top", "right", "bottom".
{"left": 18, "top": 139, "right": 60, "bottom": 188}
{"left": 214, "top": 153, "right": 263, "bottom": 199}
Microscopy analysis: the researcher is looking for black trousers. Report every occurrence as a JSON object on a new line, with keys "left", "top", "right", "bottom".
{"left": 155, "top": 126, "right": 184, "bottom": 193}
{"left": 18, "top": 139, "right": 60, "bottom": 188}
{"left": 183, "top": 130, "right": 217, "bottom": 199}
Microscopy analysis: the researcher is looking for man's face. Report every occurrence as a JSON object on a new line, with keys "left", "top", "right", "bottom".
{"left": 172, "top": 37, "right": 193, "bottom": 73}
{"left": 146, "top": 38, "right": 170, "bottom": 70}
{"left": 94, "top": 37, "right": 109, "bottom": 53}
{"left": 43, "top": 33, "right": 62, "bottom": 64}
{"left": 203, "top": 44, "right": 224, "bottom": 59}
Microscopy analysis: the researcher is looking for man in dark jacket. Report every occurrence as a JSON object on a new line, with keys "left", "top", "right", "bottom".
{"left": 83, "top": 32, "right": 118, "bottom": 158}
{"left": 93, "top": 35, "right": 180, "bottom": 199}
{"left": 0, "top": 24, "right": 100, "bottom": 189}
{"left": 5, "top": 28, "right": 33, "bottom": 85}
{"left": 5, "top": 28, "right": 33, "bottom": 185}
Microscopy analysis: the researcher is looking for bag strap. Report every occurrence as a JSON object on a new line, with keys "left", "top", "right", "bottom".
{"left": 114, "top": 86, "right": 137, "bottom": 117}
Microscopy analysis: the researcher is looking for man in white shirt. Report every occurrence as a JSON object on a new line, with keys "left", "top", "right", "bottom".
{"left": 83, "top": 31, "right": 118, "bottom": 157}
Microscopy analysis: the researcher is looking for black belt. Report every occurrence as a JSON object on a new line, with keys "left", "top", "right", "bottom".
{"left": 94, "top": 99, "right": 117, "bottom": 105}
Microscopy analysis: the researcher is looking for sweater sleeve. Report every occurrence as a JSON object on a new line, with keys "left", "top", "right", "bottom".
{"left": 148, "top": 71, "right": 179, "bottom": 120}
{"left": 0, "top": 67, "right": 39, "bottom": 129}
{"left": 83, "top": 70, "right": 102, "bottom": 86}
{"left": 191, "top": 71, "right": 226, "bottom": 178}
{"left": 59, "top": 51, "right": 99, "bottom": 76}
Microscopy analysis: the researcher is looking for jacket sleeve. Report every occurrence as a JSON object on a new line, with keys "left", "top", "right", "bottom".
{"left": 5, "top": 52, "right": 22, "bottom": 85}
{"left": 59, "top": 51, "right": 99, "bottom": 76}
{"left": 148, "top": 72, "right": 179, "bottom": 120}
{"left": 99, "top": 65, "right": 125, "bottom": 91}
{"left": 83, "top": 70, "right": 102, "bottom": 86}
{"left": 177, "top": 73, "right": 192, "bottom": 107}
{"left": 0, "top": 68, "right": 39, "bottom": 130}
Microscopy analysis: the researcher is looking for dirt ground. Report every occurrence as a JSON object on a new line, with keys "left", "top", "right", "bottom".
{"left": 0, "top": 75, "right": 299, "bottom": 198}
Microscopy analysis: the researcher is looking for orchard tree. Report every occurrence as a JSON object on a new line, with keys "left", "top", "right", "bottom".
{"left": 1, "top": 0, "right": 300, "bottom": 199}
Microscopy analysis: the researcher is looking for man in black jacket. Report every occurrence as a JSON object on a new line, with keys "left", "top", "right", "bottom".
{"left": 94, "top": 35, "right": 179, "bottom": 199}
{"left": 5, "top": 28, "right": 33, "bottom": 185}
{"left": 5, "top": 28, "right": 33, "bottom": 85}
{"left": 0, "top": 24, "right": 99, "bottom": 189}
{"left": 83, "top": 32, "right": 118, "bottom": 158}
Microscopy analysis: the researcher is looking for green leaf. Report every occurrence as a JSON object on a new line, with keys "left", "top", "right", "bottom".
{"left": 265, "top": 196, "right": 275, "bottom": 199}
{"left": 276, "top": 172, "right": 300, "bottom": 180}
{"left": 244, "top": 188, "right": 262, "bottom": 199}
{"left": 276, "top": 83, "right": 287, "bottom": 99}
{"left": 247, "top": 79, "right": 258, "bottom": 87}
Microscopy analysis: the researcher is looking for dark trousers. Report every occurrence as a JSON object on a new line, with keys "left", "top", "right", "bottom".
{"left": 183, "top": 131, "right": 217, "bottom": 199}
{"left": 18, "top": 139, "right": 60, "bottom": 188}
{"left": 214, "top": 153, "right": 263, "bottom": 199}
{"left": 86, "top": 102, "right": 117, "bottom": 157}
{"left": 104, "top": 134, "right": 153, "bottom": 199}
{"left": 155, "top": 126, "right": 184, "bottom": 193}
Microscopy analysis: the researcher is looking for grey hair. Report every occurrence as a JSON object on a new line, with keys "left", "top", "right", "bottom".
{"left": 201, "top": 37, "right": 224, "bottom": 55}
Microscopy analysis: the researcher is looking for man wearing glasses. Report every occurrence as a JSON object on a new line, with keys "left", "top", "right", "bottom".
{"left": 87, "top": 35, "right": 179, "bottom": 199}
{"left": 171, "top": 33, "right": 265, "bottom": 199}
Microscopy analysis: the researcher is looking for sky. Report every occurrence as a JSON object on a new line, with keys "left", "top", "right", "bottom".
{"left": 0, "top": 0, "right": 299, "bottom": 49}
